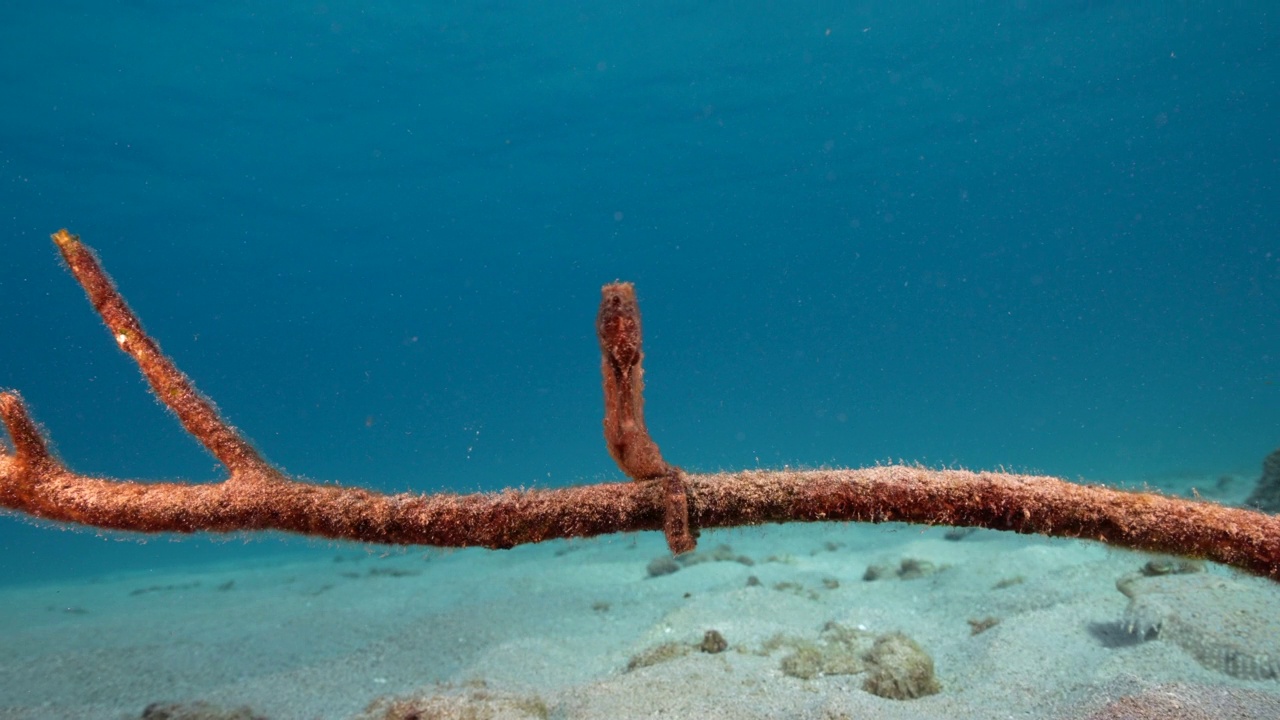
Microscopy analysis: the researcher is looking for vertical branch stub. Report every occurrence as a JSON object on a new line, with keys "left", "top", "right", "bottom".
{"left": 597, "top": 282, "right": 664, "bottom": 479}
{"left": 0, "top": 391, "right": 51, "bottom": 466}
{"left": 0, "top": 391, "right": 55, "bottom": 512}
{"left": 597, "top": 282, "right": 697, "bottom": 554}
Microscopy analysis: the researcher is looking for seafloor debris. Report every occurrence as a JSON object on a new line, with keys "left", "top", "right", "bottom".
{"left": 645, "top": 544, "right": 754, "bottom": 577}
{"left": 626, "top": 641, "right": 692, "bottom": 671}
{"left": 358, "top": 680, "right": 550, "bottom": 720}
{"left": 776, "top": 622, "right": 876, "bottom": 680}
{"left": 863, "top": 557, "right": 943, "bottom": 582}
{"left": 861, "top": 632, "right": 943, "bottom": 700}
{"left": 967, "top": 616, "right": 1000, "bottom": 635}
{"left": 701, "top": 629, "right": 729, "bottom": 653}
{"left": 139, "top": 702, "right": 266, "bottom": 720}
{"left": 1139, "top": 556, "right": 1204, "bottom": 577}
{"left": 773, "top": 622, "right": 942, "bottom": 700}
{"left": 1245, "top": 447, "right": 1280, "bottom": 512}
{"left": 1117, "top": 572, "right": 1280, "bottom": 681}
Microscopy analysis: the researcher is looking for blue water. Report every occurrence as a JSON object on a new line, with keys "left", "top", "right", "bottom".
{"left": 1, "top": 2, "right": 1276, "bottom": 584}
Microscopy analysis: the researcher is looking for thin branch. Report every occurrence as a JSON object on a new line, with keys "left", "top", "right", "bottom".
{"left": 50, "top": 229, "right": 271, "bottom": 478}
{"left": 1, "top": 230, "right": 1277, "bottom": 582}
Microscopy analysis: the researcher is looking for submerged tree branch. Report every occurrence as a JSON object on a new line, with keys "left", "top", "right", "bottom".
{"left": 2, "top": 230, "right": 1278, "bottom": 580}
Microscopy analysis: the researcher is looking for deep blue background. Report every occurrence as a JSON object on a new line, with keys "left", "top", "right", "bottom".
{"left": 2, "top": 1, "right": 1277, "bottom": 583}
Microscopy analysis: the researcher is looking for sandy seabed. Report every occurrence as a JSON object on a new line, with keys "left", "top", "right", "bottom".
{"left": 1, "top": 487, "right": 1278, "bottom": 720}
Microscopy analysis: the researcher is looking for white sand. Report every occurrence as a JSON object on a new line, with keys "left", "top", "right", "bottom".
{"left": 1, "top": 502, "right": 1278, "bottom": 719}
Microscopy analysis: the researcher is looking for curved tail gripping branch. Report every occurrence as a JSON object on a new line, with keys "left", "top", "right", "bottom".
{"left": 2, "top": 230, "right": 1278, "bottom": 579}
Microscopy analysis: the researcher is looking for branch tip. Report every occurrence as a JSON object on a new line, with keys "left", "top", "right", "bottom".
{"left": 51, "top": 228, "right": 79, "bottom": 250}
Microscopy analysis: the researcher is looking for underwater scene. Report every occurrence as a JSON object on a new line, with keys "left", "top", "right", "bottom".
{"left": 1, "top": 2, "right": 1278, "bottom": 718}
